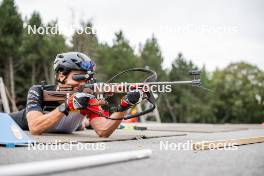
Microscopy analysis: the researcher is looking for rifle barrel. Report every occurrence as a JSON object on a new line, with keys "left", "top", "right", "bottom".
{"left": 85, "top": 80, "right": 200, "bottom": 93}
{"left": 86, "top": 80, "right": 199, "bottom": 87}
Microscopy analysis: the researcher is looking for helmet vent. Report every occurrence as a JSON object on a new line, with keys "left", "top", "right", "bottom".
{"left": 75, "top": 62, "right": 81, "bottom": 67}
{"left": 58, "top": 55, "right": 64, "bottom": 58}
{"left": 71, "top": 59, "right": 77, "bottom": 63}
{"left": 77, "top": 53, "right": 85, "bottom": 61}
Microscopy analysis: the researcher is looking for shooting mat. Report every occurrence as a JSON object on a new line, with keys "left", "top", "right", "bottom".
{"left": 26, "top": 129, "right": 186, "bottom": 144}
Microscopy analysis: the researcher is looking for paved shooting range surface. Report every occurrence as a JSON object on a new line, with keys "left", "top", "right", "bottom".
{"left": 0, "top": 123, "right": 264, "bottom": 176}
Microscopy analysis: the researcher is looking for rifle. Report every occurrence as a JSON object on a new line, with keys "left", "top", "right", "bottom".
{"left": 43, "top": 68, "right": 202, "bottom": 120}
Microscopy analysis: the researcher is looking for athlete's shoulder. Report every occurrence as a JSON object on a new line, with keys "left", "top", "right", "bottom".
{"left": 27, "top": 85, "right": 43, "bottom": 98}
{"left": 28, "top": 84, "right": 56, "bottom": 93}
{"left": 26, "top": 85, "right": 44, "bottom": 113}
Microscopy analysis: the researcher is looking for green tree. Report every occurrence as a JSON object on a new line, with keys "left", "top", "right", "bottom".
{"left": 139, "top": 35, "right": 170, "bottom": 122}
{"left": 17, "top": 17, "right": 66, "bottom": 108}
{"left": 0, "top": 0, "right": 23, "bottom": 111}
{"left": 211, "top": 62, "right": 264, "bottom": 123}
{"left": 140, "top": 35, "right": 167, "bottom": 80}
{"left": 71, "top": 21, "right": 107, "bottom": 80}
{"left": 42, "top": 21, "right": 67, "bottom": 84}
{"left": 71, "top": 21, "right": 99, "bottom": 59}
{"left": 97, "top": 31, "right": 140, "bottom": 82}
{"left": 21, "top": 11, "right": 46, "bottom": 84}
{"left": 165, "top": 53, "right": 213, "bottom": 123}
{"left": 168, "top": 53, "right": 197, "bottom": 122}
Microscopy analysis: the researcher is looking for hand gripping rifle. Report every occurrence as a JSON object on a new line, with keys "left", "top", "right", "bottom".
{"left": 43, "top": 68, "right": 202, "bottom": 120}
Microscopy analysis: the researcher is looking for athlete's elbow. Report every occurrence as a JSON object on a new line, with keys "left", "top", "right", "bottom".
{"left": 96, "top": 130, "right": 112, "bottom": 138}
{"left": 30, "top": 129, "right": 42, "bottom": 135}
{"left": 29, "top": 125, "right": 43, "bottom": 135}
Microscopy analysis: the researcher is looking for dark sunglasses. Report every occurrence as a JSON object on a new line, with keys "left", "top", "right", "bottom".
{"left": 72, "top": 72, "right": 95, "bottom": 81}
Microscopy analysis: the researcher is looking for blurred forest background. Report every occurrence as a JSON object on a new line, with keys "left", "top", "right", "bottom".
{"left": 0, "top": 0, "right": 263, "bottom": 123}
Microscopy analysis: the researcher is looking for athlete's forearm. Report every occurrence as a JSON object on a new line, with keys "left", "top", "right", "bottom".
{"left": 27, "top": 108, "right": 65, "bottom": 135}
{"left": 90, "top": 112, "right": 124, "bottom": 138}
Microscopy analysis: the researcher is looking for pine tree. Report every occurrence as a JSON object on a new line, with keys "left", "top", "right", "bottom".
{"left": 140, "top": 35, "right": 166, "bottom": 80}
{"left": 42, "top": 21, "right": 67, "bottom": 84}
{"left": 21, "top": 12, "right": 46, "bottom": 84}
{"left": 0, "top": 0, "right": 23, "bottom": 111}
{"left": 97, "top": 31, "right": 140, "bottom": 82}
{"left": 71, "top": 21, "right": 99, "bottom": 60}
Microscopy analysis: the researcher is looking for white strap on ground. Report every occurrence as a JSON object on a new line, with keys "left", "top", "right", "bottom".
{"left": 0, "top": 149, "right": 152, "bottom": 176}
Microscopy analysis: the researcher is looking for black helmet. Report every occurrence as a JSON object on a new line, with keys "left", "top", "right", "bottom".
{"left": 53, "top": 52, "right": 96, "bottom": 74}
